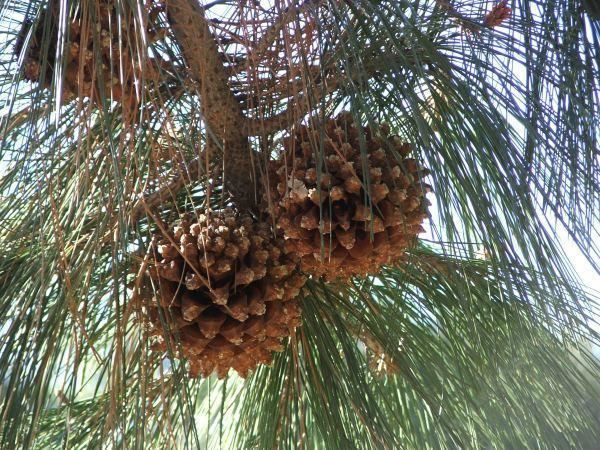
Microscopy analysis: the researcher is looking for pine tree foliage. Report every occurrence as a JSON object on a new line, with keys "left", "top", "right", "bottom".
{"left": 0, "top": 0, "right": 598, "bottom": 448}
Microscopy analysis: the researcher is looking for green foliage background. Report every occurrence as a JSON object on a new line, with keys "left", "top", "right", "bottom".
{"left": 0, "top": 0, "right": 599, "bottom": 448}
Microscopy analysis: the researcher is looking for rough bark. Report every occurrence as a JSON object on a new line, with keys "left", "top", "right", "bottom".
{"left": 167, "top": 0, "right": 257, "bottom": 209}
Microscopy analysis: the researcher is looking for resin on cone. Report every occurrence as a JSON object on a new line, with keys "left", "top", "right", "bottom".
{"left": 142, "top": 209, "right": 306, "bottom": 379}
{"left": 14, "top": 0, "right": 163, "bottom": 107}
{"left": 265, "top": 112, "right": 431, "bottom": 280}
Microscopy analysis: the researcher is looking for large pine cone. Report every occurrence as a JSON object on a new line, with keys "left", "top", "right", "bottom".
{"left": 143, "top": 210, "right": 306, "bottom": 379}
{"left": 265, "top": 113, "right": 431, "bottom": 280}
{"left": 14, "top": 1, "right": 163, "bottom": 106}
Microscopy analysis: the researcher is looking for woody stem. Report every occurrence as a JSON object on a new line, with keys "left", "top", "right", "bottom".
{"left": 167, "top": 0, "right": 257, "bottom": 209}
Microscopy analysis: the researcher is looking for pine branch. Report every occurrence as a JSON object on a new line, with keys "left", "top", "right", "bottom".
{"left": 435, "top": 0, "right": 511, "bottom": 32}
{"left": 246, "top": 47, "right": 420, "bottom": 136}
{"left": 348, "top": 323, "right": 400, "bottom": 376}
{"left": 133, "top": 44, "right": 418, "bottom": 216}
{"left": 0, "top": 104, "right": 48, "bottom": 140}
{"left": 167, "top": 0, "right": 257, "bottom": 209}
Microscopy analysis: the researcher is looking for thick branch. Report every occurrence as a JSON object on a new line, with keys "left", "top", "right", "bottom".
{"left": 245, "top": 49, "right": 409, "bottom": 136}
{"left": 224, "top": 0, "right": 322, "bottom": 76}
{"left": 128, "top": 47, "right": 419, "bottom": 221}
{"left": 167, "top": 0, "right": 257, "bottom": 209}
{"left": 245, "top": 73, "right": 338, "bottom": 136}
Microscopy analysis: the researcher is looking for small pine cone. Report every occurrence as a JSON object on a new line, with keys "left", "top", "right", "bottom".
{"left": 14, "top": 1, "right": 159, "bottom": 107}
{"left": 264, "top": 113, "right": 431, "bottom": 280}
{"left": 141, "top": 209, "right": 307, "bottom": 379}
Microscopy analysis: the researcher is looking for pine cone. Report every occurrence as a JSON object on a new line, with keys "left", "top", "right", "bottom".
{"left": 14, "top": 1, "right": 162, "bottom": 107}
{"left": 142, "top": 209, "right": 306, "bottom": 379}
{"left": 264, "top": 113, "right": 431, "bottom": 280}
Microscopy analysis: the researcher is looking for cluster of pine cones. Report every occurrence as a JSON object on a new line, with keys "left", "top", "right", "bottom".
{"left": 141, "top": 113, "right": 431, "bottom": 379}
{"left": 14, "top": 3, "right": 431, "bottom": 380}
{"left": 14, "top": 0, "right": 163, "bottom": 106}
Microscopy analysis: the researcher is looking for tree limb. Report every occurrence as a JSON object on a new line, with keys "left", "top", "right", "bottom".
{"left": 435, "top": 0, "right": 511, "bottom": 32}
{"left": 167, "top": 0, "right": 257, "bottom": 209}
{"left": 245, "top": 49, "right": 412, "bottom": 136}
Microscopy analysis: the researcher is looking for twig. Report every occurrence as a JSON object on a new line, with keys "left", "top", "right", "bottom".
{"left": 435, "top": 0, "right": 511, "bottom": 33}
{"left": 0, "top": 104, "right": 49, "bottom": 141}
{"left": 247, "top": 0, "right": 322, "bottom": 63}
{"left": 129, "top": 156, "right": 203, "bottom": 224}
{"left": 346, "top": 323, "right": 401, "bottom": 376}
